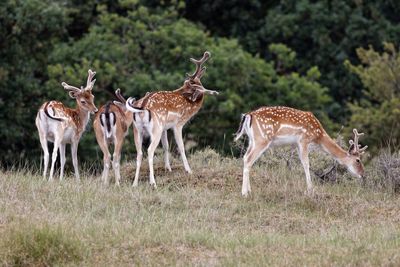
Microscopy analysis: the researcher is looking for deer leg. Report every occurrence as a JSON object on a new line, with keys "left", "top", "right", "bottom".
{"left": 173, "top": 126, "right": 192, "bottom": 174}
{"left": 96, "top": 131, "right": 111, "bottom": 185}
{"left": 49, "top": 136, "right": 62, "bottom": 181}
{"left": 36, "top": 115, "right": 49, "bottom": 179}
{"left": 132, "top": 127, "right": 143, "bottom": 187}
{"left": 95, "top": 129, "right": 110, "bottom": 185}
{"left": 102, "top": 152, "right": 111, "bottom": 185}
{"left": 38, "top": 132, "right": 49, "bottom": 179}
{"left": 242, "top": 140, "right": 271, "bottom": 197}
{"left": 298, "top": 142, "right": 313, "bottom": 194}
{"left": 161, "top": 130, "right": 172, "bottom": 172}
{"left": 59, "top": 143, "right": 66, "bottom": 181}
{"left": 71, "top": 141, "right": 80, "bottom": 181}
{"left": 148, "top": 128, "right": 163, "bottom": 188}
{"left": 112, "top": 137, "right": 124, "bottom": 187}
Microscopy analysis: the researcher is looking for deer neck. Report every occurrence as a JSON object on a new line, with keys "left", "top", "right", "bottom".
{"left": 186, "top": 94, "right": 204, "bottom": 116}
{"left": 73, "top": 103, "right": 90, "bottom": 133}
{"left": 319, "top": 134, "right": 349, "bottom": 164}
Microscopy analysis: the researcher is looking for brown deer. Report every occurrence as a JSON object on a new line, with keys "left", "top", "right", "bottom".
{"left": 234, "top": 106, "right": 367, "bottom": 196}
{"left": 125, "top": 51, "right": 218, "bottom": 187}
{"left": 35, "top": 69, "right": 98, "bottom": 181}
{"left": 93, "top": 89, "right": 135, "bottom": 186}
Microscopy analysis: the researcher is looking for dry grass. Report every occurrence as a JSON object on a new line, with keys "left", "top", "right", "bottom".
{"left": 1, "top": 148, "right": 400, "bottom": 266}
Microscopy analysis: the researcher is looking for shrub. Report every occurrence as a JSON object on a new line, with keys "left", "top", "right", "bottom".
{"left": 368, "top": 149, "right": 400, "bottom": 193}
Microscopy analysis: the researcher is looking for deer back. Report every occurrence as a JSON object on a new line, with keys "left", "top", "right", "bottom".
{"left": 249, "top": 106, "right": 326, "bottom": 141}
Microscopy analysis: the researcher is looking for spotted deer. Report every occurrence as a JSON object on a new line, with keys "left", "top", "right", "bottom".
{"left": 125, "top": 51, "right": 218, "bottom": 187}
{"left": 93, "top": 89, "right": 135, "bottom": 186}
{"left": 234, "top": 106, "right": 367, "bottom": 196}
{"left": 35, "top": 69, "right": 98, "bottom": 181}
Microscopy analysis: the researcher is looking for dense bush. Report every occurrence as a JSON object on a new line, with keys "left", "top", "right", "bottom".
{"left": 346, "top": 43, "right": 400, "bottom": 153}
{"left": 0, "top": 0, "right": 398, "bottom": 167}
{"left": 0, "top": 1, "right": 332, "bottom": 166}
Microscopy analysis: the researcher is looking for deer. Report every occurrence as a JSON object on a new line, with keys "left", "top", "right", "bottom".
{"left": 35, "top": 69, "right": 98, "bottom": 181}
{"left": 125, "top": 51, "right": 219, "bottom": 188}
{"left": 234, "top": 106, "right": 368, "bottom": 197}
{"left": 93, "top": 88, "right": 135, "bottom": 186}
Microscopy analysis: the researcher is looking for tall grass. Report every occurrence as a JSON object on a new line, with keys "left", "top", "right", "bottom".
{"left": 1, "top": 224, "right": 83, "bottom": 266}
{"left": 0, "top": 148, "right": 400, "bottom": 266}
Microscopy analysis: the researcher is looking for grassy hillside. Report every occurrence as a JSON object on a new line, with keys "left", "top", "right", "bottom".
{"left": 1, "top": 149, "right": 400, "bottom": 266}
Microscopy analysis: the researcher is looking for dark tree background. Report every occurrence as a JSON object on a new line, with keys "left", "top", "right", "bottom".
{"left": 0, "top": 0, "right": 399, "bottom": 167}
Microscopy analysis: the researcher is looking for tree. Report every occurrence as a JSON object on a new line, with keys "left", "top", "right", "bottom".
{"left": 0, "top": 0, "right": 68, "bottom": 166}
{"left": 345, "top": 42, "right": 400, "bottom": 153}
{"left": 46, "top": 3, "right": 332, "bottom": 159}
{"left": 0, "top": 1, "right": 332, "bottom": 166}
{"left": 183, "top": 0, "right": 400, "bottom": 121}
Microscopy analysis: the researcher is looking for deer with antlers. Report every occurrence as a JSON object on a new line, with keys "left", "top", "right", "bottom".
{"left": 35, "top": 69, "right": 98, "bottom": 181}
{"left": 93, "top": 89, "right": 135, "bottom": 186}
{"left": 234, "top": 106, "right": 367, "bottom": 196}
{"left": 125, "top": 51, "right": 218, "bottom": 187}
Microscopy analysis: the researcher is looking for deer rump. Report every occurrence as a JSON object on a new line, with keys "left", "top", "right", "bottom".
{"left": 100, "top": 102, "right": 129, "bottom": 140}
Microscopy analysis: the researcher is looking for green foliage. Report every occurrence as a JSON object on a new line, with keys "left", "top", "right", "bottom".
{"left": 0, "top": 0, "right": 68, "bottom": 166}
{"left": 44, "top": 4, "right": 332, "bottom": 159}
{"left": 8, "top": 0, "right": 397, "bottom": 166}
{"left": 269, "top": 43, "right": 297, "bottom": 72}
{"left": 184, "top": 0, "right": 400, "bottom": 120}
{"left": 345, "top": 43, "right": 400, "bottom": 152}
{"left": 0, "top": 0, "right": 333, "bottom": 165}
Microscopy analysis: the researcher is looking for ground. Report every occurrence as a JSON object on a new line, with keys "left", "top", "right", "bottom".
{"left": 1, "top": 149, "right": 400, "bottom": 266}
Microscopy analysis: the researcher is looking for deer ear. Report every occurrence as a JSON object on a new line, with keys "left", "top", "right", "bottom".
{"left": 190, "top": 89, "right": 202, "bottom": 101}
{"left": 348, "top": 142, "right": 358, "bottom": 155}
{"left": 69, "top": 91, "right": 78, "bottom": 99}
{"left": 182, "top": 91, "right": 193, "bottom": 100}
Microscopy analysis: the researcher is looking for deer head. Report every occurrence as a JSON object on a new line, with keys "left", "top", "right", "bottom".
{"left": 344, "top": 129, "right": 368, "bottom": 178}
{"left": 181, "top": 51, "right": 218, "bottom": 101}
{"left": 61, "top": 69, "right": 98, "bottom": 114}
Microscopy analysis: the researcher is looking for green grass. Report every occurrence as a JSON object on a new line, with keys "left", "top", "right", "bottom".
{"left": 1, "top": 148, "right": 400, "bottom": 266}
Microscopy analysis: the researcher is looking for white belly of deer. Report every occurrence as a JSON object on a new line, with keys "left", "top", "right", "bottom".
{"left": 270, "top": 124, "right": 305, "bottom": 146}
{"left": 62, "top": 127, "right": 75, "bottom": 143}
{"left": 271, "top": 135, "right": 300, "bottom": 146}
{"left": 44, "top": 121, "right": 75, "bottom": 144}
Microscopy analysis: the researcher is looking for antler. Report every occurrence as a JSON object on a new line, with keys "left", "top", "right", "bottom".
{"left": 61, "top": 82, "right": 81, "bottom": 92}
{"left": 115, "top": 88, "right": 126, "bottom": 104}
{"left": 186, "top": 51, "right": 211, "bottom": 80}
{"left": 349, "top": 128, "right": 368, "bottom": 155}
{"left": 85, "top": 69, "right": 96, "bottom": 90}
{"left": 61, "top": 81, "right": 82, "bottom": 99}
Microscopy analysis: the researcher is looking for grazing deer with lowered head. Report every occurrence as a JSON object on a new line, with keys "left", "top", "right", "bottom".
{"left": 234, "top": 106, "right": 367, "bottom": 196}
{"left": 125, "top": 51, "right": 218, "bottom": 188}
{"left": 35, "top": 69, "right": 98, "bottom": 181}
{"left": 93, "top": 89, "right": 135, "bottom": 186}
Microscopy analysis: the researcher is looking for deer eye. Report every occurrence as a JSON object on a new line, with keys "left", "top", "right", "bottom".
{"left": 356, "top": 159, "right": 361, "bottom": 163}
{"left": 80, "top": 100, "right": 87, "bottom": 104}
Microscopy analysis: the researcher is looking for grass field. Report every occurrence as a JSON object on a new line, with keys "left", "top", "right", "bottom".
{"left": 1, "top": 148, "right": 400, "bottom": 266}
